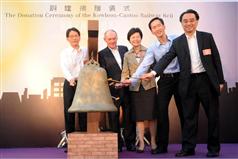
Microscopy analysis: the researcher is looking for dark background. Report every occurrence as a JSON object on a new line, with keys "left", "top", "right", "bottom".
{"left": 0, "top": 81, "right": 237, "bottom": 148}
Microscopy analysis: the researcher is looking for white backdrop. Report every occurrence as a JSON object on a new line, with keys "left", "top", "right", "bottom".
{"left": 1, "top": 1, "right": 237, "bottom": 96}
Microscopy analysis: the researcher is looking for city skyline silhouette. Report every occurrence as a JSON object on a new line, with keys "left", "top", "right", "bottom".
{"left": 0, "top": 77, "right": 237, "bottom": 147}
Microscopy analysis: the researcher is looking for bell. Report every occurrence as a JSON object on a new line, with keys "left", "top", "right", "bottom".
{"left": 68, "top": 59, "right": 117, "bottom": 113}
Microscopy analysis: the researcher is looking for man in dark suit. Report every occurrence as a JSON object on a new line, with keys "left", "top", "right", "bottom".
{"left": 142, "top": 9, "right": 224, "bottom": 157}
{"left": 98, "top": 29, "right": 136, "bottom": 152}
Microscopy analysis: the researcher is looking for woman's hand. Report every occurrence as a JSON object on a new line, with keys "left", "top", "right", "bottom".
{"left": 121, "top": 79, "right": 132, "bottom": 87}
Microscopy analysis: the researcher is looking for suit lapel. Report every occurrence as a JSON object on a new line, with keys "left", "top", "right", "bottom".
{"left": 196, "top": 31, "right": 204, "bottom": 58}
{"left": 106, "top": 47, "right": 115, "bottom": 60}
{"left": 181, "top": 34, "right": 193, "bottom": 72}
{"left": 181, "top": 34, "right": 190, "bottom": 56}
{"left": 129, "top": 52, "right": 139, "bottom": 66}
{"left": 106, "top": 47, "right": 122, "bottom": 71}
{"left": 118, "top": 46, "right": 124, "bottom": 67}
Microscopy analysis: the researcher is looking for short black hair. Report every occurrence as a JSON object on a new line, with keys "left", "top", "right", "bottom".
{"left": 66, "top": 27, "right": 80, "bottom": 38}
{"left": 148, "top": 17, "right": 164, "bottom": 30}
{"left": 179, "top": 9, "right": 200, "bottom": 22}
{"left": 127, "top": 27, "right": 143, "bottom": 41}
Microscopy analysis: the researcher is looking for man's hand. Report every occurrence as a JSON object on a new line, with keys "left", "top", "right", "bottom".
{"left": 115, "top": 83, "right": 123, "bottom": 89}
{"left": 69, "top": 79, "right": 76, "bottom": 86}
{"left": 220, "top": 84, "right": 224, "bottom": 92}
{"left": 140, "top": 72, "right": 155, "bottom": 80}
{"left": 83, "top": 60, "right": 89, "bottom": 64}
{"left": 121, "top": 79, "right": 131, "bottom": 87}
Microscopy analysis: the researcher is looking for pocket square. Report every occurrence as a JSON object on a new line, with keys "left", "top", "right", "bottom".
{"left": 202, "top": 49, "right": 212, "bottom": 56}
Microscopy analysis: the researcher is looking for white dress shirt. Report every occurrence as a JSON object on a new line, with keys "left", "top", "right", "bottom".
{"left": 186, "top": 33, "right": 205, "bottom": 73}
{"left": 109, "top": 47, "right": 122, "bottom": 69}
{"left": 60, "top": 46, "right": 88, "bottom": 82}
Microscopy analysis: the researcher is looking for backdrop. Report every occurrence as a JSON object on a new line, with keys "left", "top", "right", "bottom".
{"left": 0, "top": 1, "right": 237, "bottom": 147}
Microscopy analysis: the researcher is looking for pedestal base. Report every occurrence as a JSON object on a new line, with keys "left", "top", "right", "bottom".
{"left": 68, "top": 132, "right": 118, "bottom": 159}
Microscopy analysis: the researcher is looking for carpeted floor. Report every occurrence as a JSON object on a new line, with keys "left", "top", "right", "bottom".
{"left": 0, "top": 144, "right": 237, "bottom": 158}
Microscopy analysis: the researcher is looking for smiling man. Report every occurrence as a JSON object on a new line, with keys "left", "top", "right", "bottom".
{"left": 60, "top": 27, "right": 88, "bottom": 149}
{"left": 142, "top": 9, "right": 225, "bottom": 157}
{"left": 98, "top": 29, "right": 136, "bottom": 152}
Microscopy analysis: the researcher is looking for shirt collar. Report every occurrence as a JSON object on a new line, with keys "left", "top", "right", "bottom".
{"left": 108, "top": 46, "right": 118, "bottom": 52}
{"left": 69, "top": 45, "right": 81, "bottom": 53}
{"left": 156, "top": 35, "right": 172, "bottom": 46}
{"left": 185, "top": 31, "right": 197, "bottom": 39}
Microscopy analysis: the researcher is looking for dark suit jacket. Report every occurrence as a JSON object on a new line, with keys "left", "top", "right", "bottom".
{"left": 153, "top": 31, "right": 225, "bottom": 97}
{"left": 98, "top": 45, "right": 128, "bottom": 98}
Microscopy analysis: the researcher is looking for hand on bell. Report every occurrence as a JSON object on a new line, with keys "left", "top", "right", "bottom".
{"left": 115, "top": 83, "right": 123, "bottom": 89}
{"left": 121, "top": 79, "right": 131, "bottom": 86}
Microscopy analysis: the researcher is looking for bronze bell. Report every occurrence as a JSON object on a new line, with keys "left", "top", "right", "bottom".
{"left": 68, "top": 59, "right": 117, "bottom": 113}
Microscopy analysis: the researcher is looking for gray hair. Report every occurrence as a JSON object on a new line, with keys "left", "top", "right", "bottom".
{"left": 104, "top": 29, "right": 117, "bottom": 39}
